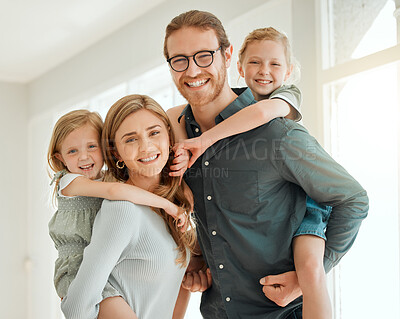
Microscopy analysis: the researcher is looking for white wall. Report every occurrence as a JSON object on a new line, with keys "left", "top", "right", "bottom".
{"left": 0, "top": 81, "right": 28, "bottom": 319}
{"left": 27, "top": 0, "right": 267, "bottom": 118}
{"left": 227, "top": 0, "right": 293, "bottom": 87}
{"left": 292, "top": 0, "right": 321, "bottom": 140}
{"left": 27, "top": 110, "right": 61, "bottom": 319}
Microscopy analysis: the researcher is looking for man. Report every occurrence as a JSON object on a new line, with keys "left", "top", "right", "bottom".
{"left": 165, "top": 10, "right": 368, "bottom": 319}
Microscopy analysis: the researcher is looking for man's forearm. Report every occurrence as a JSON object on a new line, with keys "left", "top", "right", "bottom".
{"left": 323, "top": 189, "right": 369, "bottom": 272}
{"left": 276, "top": 125, "right": 369, "bottom": 273}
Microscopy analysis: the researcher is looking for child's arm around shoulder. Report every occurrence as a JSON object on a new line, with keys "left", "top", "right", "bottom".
{"left": 178, "top": 85, "right": 302, "bottom": 167}
{"left": 61, "top": 176, "right": 184, "bottom": 222}
{"left": 207, "top": 84, "right": 302, "bottom": 142}
{"left": 178, "top": 98, "right": 292, "bottom": 168}
{"left": 205, "top": 84, "right": 302, "bottom": 143}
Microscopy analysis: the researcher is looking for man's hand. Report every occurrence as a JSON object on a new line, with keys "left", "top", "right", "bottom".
{"left": 182, "top": 255, "right": 212, "bottom": 292}
{"left": 259, "top": 271, "right": 302, "bottom": 307}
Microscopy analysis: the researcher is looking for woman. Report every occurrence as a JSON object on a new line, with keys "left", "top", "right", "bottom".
{"left": 61, "top": 94, "right": 196, "bottom": 319}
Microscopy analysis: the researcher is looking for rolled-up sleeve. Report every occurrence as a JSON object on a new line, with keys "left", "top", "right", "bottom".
{"left": 270, "top": 85, "right": 303, "bottom": 121}
{"left": 61, "top": 200, "right": 140, "bottom": 319}
{"left": 273, "top": 124, "right": 369, "bottom": 273}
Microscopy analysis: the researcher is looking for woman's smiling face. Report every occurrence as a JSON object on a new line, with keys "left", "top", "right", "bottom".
{"left": 114, "top": 109, "right": 170, "bottom": 184}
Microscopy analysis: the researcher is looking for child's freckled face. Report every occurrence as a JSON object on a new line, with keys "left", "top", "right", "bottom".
{"left": 56, "top": 124, "right": 104, "bottom": 180}
{"left": 239, "top": 40, "right": 291, "bottom": 100}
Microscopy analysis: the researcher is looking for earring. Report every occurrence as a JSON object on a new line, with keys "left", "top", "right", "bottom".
{"left": 116, "top": 160, "right": 125, "bottom": 169}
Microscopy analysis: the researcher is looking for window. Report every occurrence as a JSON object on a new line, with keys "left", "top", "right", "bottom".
{"left": 320, "top": 0, "right": 400, "bottom": 317}
{"left": 323, "top": 0, "right": 397, "bottom": 68}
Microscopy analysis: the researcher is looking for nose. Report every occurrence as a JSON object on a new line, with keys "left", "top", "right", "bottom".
{"left": 79, "top": 150, "right": 89, "bottom": 160}
{"left": 138, "top": 137, "right": 151, "bottom": 153}
{"left": 185, "top": 57, "right": 202, "bottom": 77}
{"left": 258, "top": 63, "right": 270, "bottom": 75}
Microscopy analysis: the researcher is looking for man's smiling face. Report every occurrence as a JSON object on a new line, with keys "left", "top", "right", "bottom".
{"left": 166, "top": 27, "right": 227, "bottom": 107}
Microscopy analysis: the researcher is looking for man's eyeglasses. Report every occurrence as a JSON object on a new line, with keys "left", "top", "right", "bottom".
{"left": 167, "top": 47, "right": 222, "bottom": 72}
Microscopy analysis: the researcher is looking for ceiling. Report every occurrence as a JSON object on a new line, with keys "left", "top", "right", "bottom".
{"left": 0, "top": 0, "right": 166, "bottom": 83}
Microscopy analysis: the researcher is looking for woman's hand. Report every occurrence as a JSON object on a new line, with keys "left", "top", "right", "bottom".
{"left": 182, "top": 255, "right": 212, "bottom": 292}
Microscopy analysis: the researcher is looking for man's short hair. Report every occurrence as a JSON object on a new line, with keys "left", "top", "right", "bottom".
{"left": 163, "top": 10, "right": 230, "bottom": 59}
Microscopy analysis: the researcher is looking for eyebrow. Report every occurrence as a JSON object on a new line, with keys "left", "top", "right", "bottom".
{"left": 169, "top": 48, "right": 214, "bottom": 57}
{"left": 121, "top": 125, "right": 162, "bottom": 139}
{"left": 65, "top": 140, "right": 98, "bottom": 151}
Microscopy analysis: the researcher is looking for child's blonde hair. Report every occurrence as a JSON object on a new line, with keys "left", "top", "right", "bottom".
{"left": 47, "top": 110, "right": 103, "bottom": 196}
{"left": 238, "top": 27, "right": 300, "bottom": 84}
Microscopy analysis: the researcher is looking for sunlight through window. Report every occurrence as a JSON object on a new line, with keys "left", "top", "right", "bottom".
{"left": 323, "top": 0, "right": 400, "bottom": 317}
{"left": 351, "top": 1, "right": 397, "bottom": 59}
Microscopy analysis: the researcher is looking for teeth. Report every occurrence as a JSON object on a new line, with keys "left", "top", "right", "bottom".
{"left": 80, "top": 164, "right": 93, "bottom": 169}
{"left": 140, "top": 154, "right": 158, "bottom": 162}
{"left": 187, "top": 79, "right": 207, "bottom": 87}
{"left": 257, "top": 80, "right": 271, "bottom": 84}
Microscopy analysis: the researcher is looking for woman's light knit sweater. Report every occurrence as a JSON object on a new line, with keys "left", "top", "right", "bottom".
{"left": 61, "top": 200, "right": 186, "bottom": 319}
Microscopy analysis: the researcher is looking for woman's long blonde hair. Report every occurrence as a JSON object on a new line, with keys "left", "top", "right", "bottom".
{"left": 47, "top": 109, "right": 103, "bottom": 199}
{"left": 102, "top": 94, "right": 196, "bottom": 266}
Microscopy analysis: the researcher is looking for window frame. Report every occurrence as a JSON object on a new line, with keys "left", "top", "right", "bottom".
{"left": 315, "top": 0, "right": 400, "bottom": 317}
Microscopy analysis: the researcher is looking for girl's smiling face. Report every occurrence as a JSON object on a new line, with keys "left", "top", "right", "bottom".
{"left": 238, "top": 40, "right": 292, "bottom": 101}
{"left": 55, "top": 123, "right": 104, "bottom": 180}
{"left": 114, "top": 109, "right": 170, "bottom": 187}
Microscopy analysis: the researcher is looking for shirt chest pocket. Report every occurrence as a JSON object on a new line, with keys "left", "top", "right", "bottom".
{"left": 214, "top": 169, "right": 260, "bottom": 213}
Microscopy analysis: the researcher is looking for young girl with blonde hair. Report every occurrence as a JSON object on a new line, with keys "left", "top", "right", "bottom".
{"left": 175, "top": 27, "right": 332, "bottom": 319}
{"left": 48, "top": 108, "right": 191, "bottom": 318}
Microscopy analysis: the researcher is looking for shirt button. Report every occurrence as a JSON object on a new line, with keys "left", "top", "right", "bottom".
{"left": 204, "top": 161, "right": 209, "bottom": 166}
{"left": 226, "top": 297, "right": 231, "bottom": 302}
{"left": 219, "top": 264, "right": 224, "bottom": 269}
{"left": 195, "top": 128, "right": 199, "bottom": 133}
{"left": 211, "top": 230, "right": 217, "bottom": 236}
{"left": 207, "top": 195, "right": 212, "bottom": 201}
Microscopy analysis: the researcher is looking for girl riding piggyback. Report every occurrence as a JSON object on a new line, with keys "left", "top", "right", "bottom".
{"left": 47, "top": 109, "right": 189, "bottom": 317}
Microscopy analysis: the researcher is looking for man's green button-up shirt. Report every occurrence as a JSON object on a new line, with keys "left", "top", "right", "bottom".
{"left": 181, "top": 88, "right": 368, "bottom": 319}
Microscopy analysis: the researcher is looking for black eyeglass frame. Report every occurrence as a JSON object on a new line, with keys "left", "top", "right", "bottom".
{"left": 167, "top": 46, "right": 222, "bottom": 72}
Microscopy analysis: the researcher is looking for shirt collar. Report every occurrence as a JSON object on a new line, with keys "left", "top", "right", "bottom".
{"left": 178, "top": 87, "right": 256, "bottom": 128}
{"left": 178, "top": 104, "right": 192, "bottom": 123}
{"left": 216, "top": 87, "right": 255, "bottom": 124}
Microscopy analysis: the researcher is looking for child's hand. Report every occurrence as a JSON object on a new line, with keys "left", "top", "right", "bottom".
{"left": 176, "top": 207, "right": 189, "bottom": 233}
{"left": 169, "top": 146, "right": 190, "bottom": 185}
{"left": 177, "top": 136, "right": 213, "bottom": 168}
{"left": 259, "top": 271, "right": 302, "bottom": 307}
{"left": 164, "top": 202, "right": 189, "bottom": 233}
